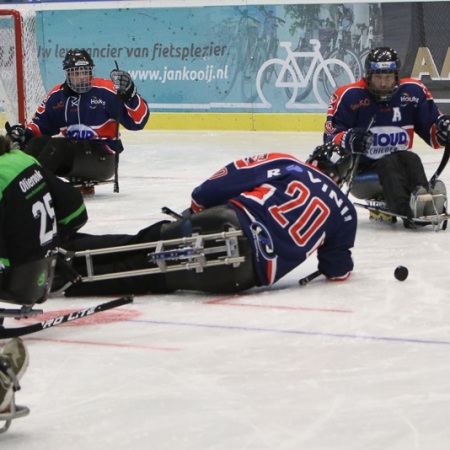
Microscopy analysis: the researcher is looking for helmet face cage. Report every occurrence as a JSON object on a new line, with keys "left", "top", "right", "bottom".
{"left": 365, "top": 47, "right": 400, "bottom": 102}
{"left": 65, "top": 66, "right": 94, "bottom": 93}
{"left": 63, "top": 49, "right": 94, "bottom": 94}
{"left": 307, "top": 143, "right": 353, "bottom": 185}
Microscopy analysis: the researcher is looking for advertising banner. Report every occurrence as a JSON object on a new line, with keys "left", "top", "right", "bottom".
{"left": 35, "top": 4, "right": 382, "bottom": 112}
{"left": 1, "top": 2, "right": 448, "bottom": 119}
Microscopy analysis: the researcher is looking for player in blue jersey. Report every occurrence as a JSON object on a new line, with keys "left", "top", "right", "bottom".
{"left": 324, "top": 47, "right": 450, "bottom": 228}
{"left": 54, "top": 143, "right": 357, "bottom": 297}
{"left": 6, "top": 49, "right": 150, "bottom": 195}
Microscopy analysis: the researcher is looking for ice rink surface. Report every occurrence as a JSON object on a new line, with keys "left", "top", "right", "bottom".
{"left": 2, "top": 130, "right": 450, "bottom": 450}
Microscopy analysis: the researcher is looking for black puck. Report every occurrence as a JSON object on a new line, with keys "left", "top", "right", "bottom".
{"left": 394, "top": 266, "right": 408, "bottom": 281}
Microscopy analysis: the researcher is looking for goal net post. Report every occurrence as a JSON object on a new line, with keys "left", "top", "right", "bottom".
{"left": 0, "top": 9, "right": 46, "bottom": 126}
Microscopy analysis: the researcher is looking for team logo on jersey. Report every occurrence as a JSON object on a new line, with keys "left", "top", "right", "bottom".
{"left": 66, "top": 124, "right": 98, "bottom": 140}
{"left": 349, "top": 98, "right": 371, "bottom": 111}
{"left": 399, "top": 92, "right": 420, "bottom": 106}
{"left": 235, "top": 154, "right": 269, "bottom": 169}
{"left": 90, "top": 96, "right": 106, "bottom": 108}
{"left": 324, "top": 120, "right": 336, "bottom": 135}
{"left": 52, "top": 100, "right": 65, "bottom": 111}
{"left": 365, "top": 126, "right": 410, "bottom": 158}
{"left": 209, "top": 167, "right": 228, "bottom": 180}
{"left": 249, "top": 221, "right": 276, "bottom": 260}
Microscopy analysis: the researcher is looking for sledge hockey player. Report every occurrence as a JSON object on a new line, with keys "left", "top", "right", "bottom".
{"left": 324, "top": 46, "right": 450, "bottom": 229}
{"left": 6, "top": 48, "right": 150, "bottom": 195}
{"left": 0, "top": 135, "right": 87, "bottom": 307}
{"left": 0, "top": 133, "right": 87, "bottom": 431}
{"left": 55, "top": 143, "right": 357, "bottom": 297}
{"left": 0, "top": 338, "right": 29, "bottom": 433}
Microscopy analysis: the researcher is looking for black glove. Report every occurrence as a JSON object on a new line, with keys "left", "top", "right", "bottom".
{"left": 343, "top": 128, "right": 373, "bottom": 154}
{"left": 181, "top": 207, "right": 193, "bottom": 217}
{"left": 436, "top": 114, "right": 450, "bottom": 146}
{"left": 110, "top": 69, "right": 137, "bottom": 101}
{"left": 5, "top": 121, "right": 27, "bottom": 148}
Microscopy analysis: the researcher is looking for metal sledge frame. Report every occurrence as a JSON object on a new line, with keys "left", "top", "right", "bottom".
{"left": 0, "top": 306, "right": 43, "bottom": 322}
{"left": 0, "top": 394, "right": 29, "bottom": 434}
{"left": 54, "top": 229, "right": 246, "bottom": 293}
{"left": 0, "top": 316, "right": 31, "bottom": 433}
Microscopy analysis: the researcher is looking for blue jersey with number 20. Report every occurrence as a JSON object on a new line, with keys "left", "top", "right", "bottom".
{"left": 191, "top": 153, "right": 357, "bottom": 286}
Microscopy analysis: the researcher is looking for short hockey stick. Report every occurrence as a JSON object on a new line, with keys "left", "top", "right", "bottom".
{"left": 0, "top": 295, "right": 133, "bottom": 339}
{"left": 345, "top": 115, "right": 376, "bottom": 196}
{"left": 429, "top": 138, "right": 450, "bottom": 188}
{"left": 299, "top": 270, "right": 322, "bottom": 286}
{"left": 345, "top": 153, "right": 360, "bottom": 196}
{"left": 113, "top": 61, "right": 121, "bottom": 193}
{"left": 161, "top": 206, "right": 182, "bottom": 219}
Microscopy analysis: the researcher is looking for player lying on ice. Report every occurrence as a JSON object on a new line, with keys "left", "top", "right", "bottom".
{"left": 54, "top": 143, "right": 357, "bottom": 297}
{"left": 324, "top": 46, "right": 450, "bottom": 229}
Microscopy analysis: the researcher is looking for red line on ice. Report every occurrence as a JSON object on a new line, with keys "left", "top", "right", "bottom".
{"left": 25, "top": 337, "right": 180, "bottom": 351}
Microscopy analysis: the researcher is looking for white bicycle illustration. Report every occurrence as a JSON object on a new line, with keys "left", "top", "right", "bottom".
{"left": 256, "top": 39, "right": 356, "bottom": 108}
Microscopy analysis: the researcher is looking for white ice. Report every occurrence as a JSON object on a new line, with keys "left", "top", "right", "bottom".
{"left": 2, "top": 130, "right": 450, "bottom": 450}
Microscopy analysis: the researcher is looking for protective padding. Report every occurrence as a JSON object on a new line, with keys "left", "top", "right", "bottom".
{"left": 0, "top": 256, "right": 56, "bottom": 306}
{"left": 350, "top": 171, "right": 384, "bottom": 200}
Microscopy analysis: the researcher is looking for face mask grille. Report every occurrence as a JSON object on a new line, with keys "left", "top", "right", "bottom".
{"left": 65, "top": 66, "right": 94, "bottom": 93}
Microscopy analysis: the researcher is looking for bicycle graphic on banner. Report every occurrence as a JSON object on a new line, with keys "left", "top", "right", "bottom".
{"left": 255, "top": 39, "right": 355, "bottom": 109}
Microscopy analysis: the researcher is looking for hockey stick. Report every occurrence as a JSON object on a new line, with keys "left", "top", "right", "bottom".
{"left": 0, "top": 295, "right": 133, "bottom": 339}
{"left": 113, "top": 61, "right": 121, "bottom": 193}
{"left": 345, "top": 154, "right": 360, "bottom": 196}
{"left": 345, "top": 115, "right": 376, "bottom": 196}
{"left": 161, "top": 206, "right": 182, "bottom": 220}
{"left": 429, "top": 139, "right": 450, "bottom": 188}
{"left": 299, "top": 270, "right": 322, "bottom": 286}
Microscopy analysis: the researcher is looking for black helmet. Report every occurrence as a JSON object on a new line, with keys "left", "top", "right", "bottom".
{"left": 63, "top": 49, "right": 94, "bottom": 70}
{"left": 364, "top": 47, "right": 400, "bottom": 102}
{"left": 307, "top": 142, "right": 353, "bottom": 185}
{"left": 63, "top": 49, "right": 94, "bottom": 93}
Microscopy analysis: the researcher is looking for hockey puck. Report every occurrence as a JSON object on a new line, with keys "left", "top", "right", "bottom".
{"left": 394, "top": 266, "right": 408, "bottom": 281}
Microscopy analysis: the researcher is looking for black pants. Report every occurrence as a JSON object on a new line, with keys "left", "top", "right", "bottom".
{"left": 61, "top": 206, "right": 257, "bottom": 297}
{"left": 26, "top": 136, "right": 115, "bottom": 181}
{"left": 360, "top": 152, "right": 428, "bottom": 217}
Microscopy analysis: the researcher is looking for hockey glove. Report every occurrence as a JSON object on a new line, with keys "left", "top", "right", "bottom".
{"left": 436, "top": 114, "right": 450, "bottom": 146}
{"left": 181, "top": 207, "right": 193, "bottom": 217}
{"left": 342, "top": 128, "right": 373, "bottom": 154}
{"left": 110, "top": 70, "right": 137, "bottom": 102}
{"left": 5, "top": 122, "right": 27, "bottom": 148}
